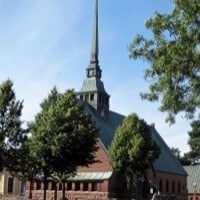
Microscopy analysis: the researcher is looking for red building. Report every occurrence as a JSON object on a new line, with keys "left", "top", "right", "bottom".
{"left": 26, "top": 0, "right": 188, "bottom": 199}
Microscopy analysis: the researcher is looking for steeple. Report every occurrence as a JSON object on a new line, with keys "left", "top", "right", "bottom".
{"left": 77, "top": 0, "right": 110, "bottom": 119}
{"left": 87, "top": 0, "right": 102, "bottom": 79}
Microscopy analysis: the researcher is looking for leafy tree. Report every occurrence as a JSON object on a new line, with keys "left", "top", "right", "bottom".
{"left": 0, "top": 79, "right": 28, "bottom": 172}
{"left": 171, "top": 147, "right": 181, "bottom": 160}
{"left": 188, "top": 120, "right": 200, "bottom": 159}
{"left": 170, "top": 147, "right": 191, "bottom": 165}
{"left": 29, "top": 88, "right": 98, "bottom": 200}
{"left": 108, "top": 113, "right": 160, "bottom": 200}
{"left": 129, "top": 0, "right": 200, "bottom": 123}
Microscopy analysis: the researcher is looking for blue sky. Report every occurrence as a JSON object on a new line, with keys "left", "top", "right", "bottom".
{"left": 0, "top": 0, "right": 191, "bottom": 154}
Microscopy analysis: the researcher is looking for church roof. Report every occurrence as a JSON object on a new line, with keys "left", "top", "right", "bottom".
{"left": 79, "top": 77, "right": 107, "bottom": 94}
{"left": 84, "top": 103, "right": 187, "bottom": 176}
{"left": 151, "top": 127, "right": 187, "bottom": 176}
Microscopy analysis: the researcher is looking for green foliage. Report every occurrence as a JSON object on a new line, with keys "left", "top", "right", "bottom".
{"left": 129, "top": 0, "right": 200, "bottom": 123}
{"left": 188, "top": 120, "right": 200, "bottom": 158}
{"left": 28, "top": 87, "right": 98, "bottom": 200}
{"left": 0, "top": 79, "right": 28, "bottom": 172}
{"left": 170, "top": 147, "right": 191, "bottom": 165}
{"left": 108, "top": 113, "right": 160, "bottom": 195}
{"left": 109, "top": 113, "right": 160, "bottom": 173}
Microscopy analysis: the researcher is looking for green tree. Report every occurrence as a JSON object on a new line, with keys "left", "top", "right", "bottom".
{"left": 171, "top": 147, "right": 191, "bottom": 165}
{"left": 188, "top": 120, "right": 200, "bottom": 159}
{"left": 0, "top": 79, "right": 28, "bottom": 172}
{"left": 108, "top": 113, "right": 160, "bottom": 200}
{"left": 129, "top": 0, "right": 200, "bottom": 123}
{"left": 29, "top": 88, "right": 98, "bottom": 200}
{"left": 171, "top": 147, "right": 181, "bottom": 160}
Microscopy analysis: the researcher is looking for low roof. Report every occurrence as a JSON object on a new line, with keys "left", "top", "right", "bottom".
{"left": 68, "top": 171, "right": 112, "bottom": 181}
{"left": 184, "top": 165, "right": 200, "bottom": 194}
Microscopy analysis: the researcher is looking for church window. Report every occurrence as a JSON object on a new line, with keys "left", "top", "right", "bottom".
{"left": 92, "top": 182, "right": 97, "bottom": 191}
{"left": 36, "top": 181, "right": 41, "bottom": 190}
{"left": 59, "top": 183, "right": 62, "bottom": 190}
{"left": 166, "top": 180, "right": 169, "bottom": 193}
{"left": 8, "top": 177, "right": 14, "bottom": 193}
{"left": 51, "top": 181, "right": 56, "bottom": 190}
{"left": 159, "top": 179, "right": 163, "bottom": 192}
{"left": 90, "top": 94, "right": 94, "bottom": 101}
{"left": 172, "top": 181, "right": 175, "bottom": 193}
{"left": 83, "top": 182, "right": 88, "bottom": 191}
{"left": 178, "top": 181, "right": 181, "bottom": 193}
{"left": 67, "top": 182, "right": 72, "bottom": 190}
{"left": 75, "top": 182, "right": 80, "bottom": 191}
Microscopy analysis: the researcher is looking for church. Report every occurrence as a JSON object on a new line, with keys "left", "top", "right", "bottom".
{"left": 26, "top": 0, "right": 188, "bottom": 199}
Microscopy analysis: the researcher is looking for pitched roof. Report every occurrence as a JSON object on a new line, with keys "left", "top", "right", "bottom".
{"left": 85, "top": 103, "right": 187, "bottom": 176}
{"left": 184, "top": 165, "right": 200, "bottom": 194}
{"left": 151, "top": 127, "right": 187, "bottom": 176}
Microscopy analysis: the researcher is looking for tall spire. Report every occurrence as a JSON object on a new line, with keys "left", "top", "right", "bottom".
{"left": 90, "top": 0, "right": 99, "bottom": 64}
{"left": 78, "top": 0, "right": 110, "bottom": 118}
{"left": 87, "top": 0, "right": 102, "bottom": 79}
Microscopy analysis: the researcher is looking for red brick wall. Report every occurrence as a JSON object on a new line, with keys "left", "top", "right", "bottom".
{"left": 77, "top": 140, "right": 113, "bottom": 173}
{"left": 147, "top": 170, "right": 188, "bottom": 200}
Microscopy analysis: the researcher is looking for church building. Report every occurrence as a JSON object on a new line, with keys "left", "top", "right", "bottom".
{"left": 26, "top": 1, "right": 188, "bottom": 199}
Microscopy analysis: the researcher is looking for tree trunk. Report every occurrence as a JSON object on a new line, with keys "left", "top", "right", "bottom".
{"left": 62, "top": 182, "right": 66, "bottom": 200}
{"left": 54, "top": 183, "right": 57, "bottom": 200}
{"left": 29, "top": 179, "right": 33, "bottom": 199}
{"left": 43, "top": 172, "right": 48, "bottom": 200}
{"left": 126, "top": 176, "right": 133, "bottom": 200}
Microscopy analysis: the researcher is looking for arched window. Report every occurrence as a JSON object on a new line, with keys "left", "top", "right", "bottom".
{"left": 159, "top": 179, "right": 163, "bottom": 192}
{"left": 75, "top": 182, "right": 80, "bottom": 191}
{"left": 178, "top": 181, "right": 181, "bottom": 193}
{"left": 36, "top": 181, "right": 41, "bottom": 190}
{"left": 92, "top": 182, "right": 97, "bottom": 191}
{"left": 83, "top": 182, "right": 88, "bottom": 191}
{"left": 67, "top": 182, "right": 72, "bottom": 190}
{"left": 172, "top": 181, "right": 175, "bottom": 193}
{"left": 166, "top": 180, "right": 169, "bottom": 193}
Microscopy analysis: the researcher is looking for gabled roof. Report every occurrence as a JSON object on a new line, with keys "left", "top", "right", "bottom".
{"left": 184, "top": 165, "right": 200, "bottom": 193}
{"left": 151, "top": 127, "right": 187, "bottom": 176}
{"left": 84, "top": 103, "right": 187, "bottom": 176}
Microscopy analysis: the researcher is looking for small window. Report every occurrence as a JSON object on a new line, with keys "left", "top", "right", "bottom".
{"left": 90, "top": 94, "right": 94, "bottom": 101}
{"left": 178, "top": 181, "right": 181, "bottom": 193}
{"left": 59, "top": 183, "right": 62, "bottom": 190}
{"left": 67, "top": 182, "right": 72, "bottom": 190}
{"left": 159, "top": 179, "right": 163, "bottom": 192}
{"left": 92, "top": 182, "right": 97, "bottom": 191}
{"left": 80, "top": 95, "right": 83, "bottom": 100}
{"left": 36, "top": 181, "right": 41, "bottom": 190}
{"left": 8, "top": 177, "right": 14, "bottom": 193}
{"left": 51, "top": 182, "right": 56, "bottom": 190}
{"left": 166, "top": 180, "right": 169, "bottom": 193}
{"left": 83, "top": 182, "right": 88, "bottom": 191}
{"left": 75, "top": 182, "right": 80, "bottom": 191}
{"left": 172, "top": 181, "right": 175, "bottom": 193}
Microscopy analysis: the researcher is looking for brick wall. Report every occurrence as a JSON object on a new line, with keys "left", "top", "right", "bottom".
{"left": 77, "top": 141, "right": 113, "bottom": 173}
